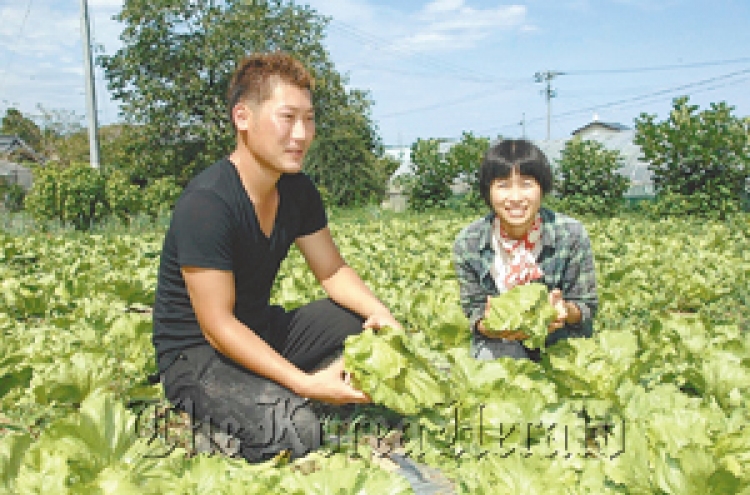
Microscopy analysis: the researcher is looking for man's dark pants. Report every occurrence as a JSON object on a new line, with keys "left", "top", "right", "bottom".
{"left": 159, "top": 299, "right": 364, "bottom": 462}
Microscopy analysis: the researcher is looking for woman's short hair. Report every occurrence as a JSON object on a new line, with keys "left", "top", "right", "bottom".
{"left": 478, "top": 139, "right": 554, "bottom": 206}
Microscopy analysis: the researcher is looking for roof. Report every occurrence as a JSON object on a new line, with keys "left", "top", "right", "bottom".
{"left": 572, "top": 121, "right": 631, "bottom": 136}
{"left": 0, "top": 135, "right": 43, "bottom": 162}
{"left": 536, "top": 129, "right": 654, "bottom": 197}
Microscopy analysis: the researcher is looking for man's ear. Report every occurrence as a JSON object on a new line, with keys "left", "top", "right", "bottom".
{"left": 232, "top": 102, "right": 253, "bottom": 131}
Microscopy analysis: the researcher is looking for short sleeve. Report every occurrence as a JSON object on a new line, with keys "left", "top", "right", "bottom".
{"left": 171, "top": 189, "right": 234, "bottom": 271}
{"left": 294, "top": 174, "right": 327, "bottom": 237}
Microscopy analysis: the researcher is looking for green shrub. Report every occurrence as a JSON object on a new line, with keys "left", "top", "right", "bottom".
{"left": 405, "top": 138, "right": 455, "bottom": 211}
{"left": 405, "top": 132, "right": 490, "bottom": 212}
{"left": 543, "top": 194, "right": 624, "bottom": 219}
{"left": 25, "top": 163, "right": 108, "bottom": 230}
{"left": 640, "top": 189, "right": 742, "bottom": 220}
{"left": 634, "top": 96, "right": 749, "bottom": 220}
{"left": 0, "top": 179, "right": 26, "bottom": 212}
{"left": 105, "top": 169, "right": 143, "bottom": 221}
{"left": 555, "top": 138, "right": 629, "bottom": 216}
{"left": 142, "top": 176, "right": 182, "bottom": 219}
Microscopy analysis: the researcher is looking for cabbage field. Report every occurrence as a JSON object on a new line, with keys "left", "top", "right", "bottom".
{"left": 1, "top": 210, "right": 749, "bottom": 494}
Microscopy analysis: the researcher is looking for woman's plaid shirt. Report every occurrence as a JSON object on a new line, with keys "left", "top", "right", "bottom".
{"left": 452, "top": 207, "right": 598, "bottom": 345}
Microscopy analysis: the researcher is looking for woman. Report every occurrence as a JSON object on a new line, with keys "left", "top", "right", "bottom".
{"left": 453, "top": 139, "right": 597, "bottom": 361}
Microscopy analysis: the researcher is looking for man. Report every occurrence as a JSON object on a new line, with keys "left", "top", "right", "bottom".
{"left": 152, "top": 52, "right": 401, "bottom": 462}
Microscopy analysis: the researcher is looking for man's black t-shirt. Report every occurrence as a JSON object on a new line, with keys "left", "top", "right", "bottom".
{"left": 152, "top": 158, "right": 327, "bottom": 371}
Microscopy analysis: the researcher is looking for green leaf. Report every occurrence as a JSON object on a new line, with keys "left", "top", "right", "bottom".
{"left": 484, "top": 283, "right": 557, "bottom": 349}
{"left": 0, "top": 433, "right": 32, "bottom": 492}
{"left": 344, "top": 327, "right": 450, "bottom": 415}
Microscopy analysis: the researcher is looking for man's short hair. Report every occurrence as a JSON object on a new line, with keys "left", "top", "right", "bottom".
{"left": 227, "top": 52, "right": 314, "bottom": 127}
{"left": 478, "top": 139, "right": 554, "bottom": 206}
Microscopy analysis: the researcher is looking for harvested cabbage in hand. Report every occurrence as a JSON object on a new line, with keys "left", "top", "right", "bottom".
{"left": 483, "top": 283, "right": 558, "bottom": 349}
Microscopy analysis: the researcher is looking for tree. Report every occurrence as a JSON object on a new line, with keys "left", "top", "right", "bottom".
{"left": 405, "top": 138, "right": 455, "bottom": 211}
{"left": 304, "top": 88, "right": 390, "bottom": 206}
{"left": 555, "top": 138, "right": 630, "bottom": 216}
{"left": 35, "top": 107, "right": 88, "bottom": 166}
{"left": 1, "top": 108, "right": 42, "bottom": 152}
{"left": 445, "top": 132, "right": 490, "bottom": 208}
{"left": 24, "top": 162, "right": 108, "bottom": 230}
{"left": 100, "top": 0, "right": 389, "bottom": 206}
{"left": 634, "top": 96, "right": 750, "bottom": 218}
{"left": 404, "top": 132, "right": 490, "bottom": 211}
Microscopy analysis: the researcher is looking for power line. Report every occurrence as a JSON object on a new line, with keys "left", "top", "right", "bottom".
{"left": 553, "top": 67, "right": 750, "bottom": 120}
{"left": 343, "top": 63, "right": 529, "bottom": 85}
{"left": 378, "top": 87, "right": 498, "bottom": 119}
{"left": 534, "top": 70, "right": 564, "bottom": 141}
{"left": 327, "top": 19, "right": 499, "bottom": 84}
{"left": 0, "top": 0, "right": 34, "bottom": 98}
{"left": 562, "top": 56, "right": 750, "bottom": 76}
{"left": 477, "top": 67, "right": 750, "bottom": 138}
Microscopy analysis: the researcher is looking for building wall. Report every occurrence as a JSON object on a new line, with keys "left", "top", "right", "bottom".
{"left": 0, "top": 161, "right": 33, "bottom": 190}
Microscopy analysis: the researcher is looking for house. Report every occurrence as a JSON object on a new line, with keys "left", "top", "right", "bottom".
{"left": 0, "top": 135, "right": 43, "bottom": 163}
{"left": 535, "top": 116, "right": 654, "bottom": 198}
{"left": 0, "top": 135, "right": 42, "bottom": 191}
{"left": 571, "top": 118, "right": 630, "bottom": 136}
{"left": 0, "top": 160, "right": 33, "bottom": 190}
{"left": 383, "top": 118, "right": 654, "bottom": 210}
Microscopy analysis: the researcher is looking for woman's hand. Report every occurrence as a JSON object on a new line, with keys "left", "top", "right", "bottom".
{"left": 479, "top": 291, "right": 572, "bottom": 339}
{"left": 548, "top": 289, "right": 569, "bottom": 332}
{"left": 477, "top": 295, "right": 529, "bottom": 340}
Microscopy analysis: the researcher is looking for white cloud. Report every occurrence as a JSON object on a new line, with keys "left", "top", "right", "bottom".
{"left": 611, "top": 0, "right": 680, "bottom": 10}
{"left": 0, "top": 0, "right": 120, "bottom": 118}
{"left": 398, "top": 3, "right": 529, "bottom": 53}
{"left": 423, "top": 0, "right": 466, "bottom": 15}
{"left": 0, "top": 4, "right": 80, "bottom": 55}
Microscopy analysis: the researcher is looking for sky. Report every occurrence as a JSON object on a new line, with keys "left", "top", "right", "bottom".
{"left": 1, "top": 0, "right": 749, "bottom": 147}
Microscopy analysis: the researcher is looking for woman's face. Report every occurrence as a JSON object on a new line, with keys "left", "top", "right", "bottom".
{"left": 489, "top": 168, "right": 542, "bottom": 238}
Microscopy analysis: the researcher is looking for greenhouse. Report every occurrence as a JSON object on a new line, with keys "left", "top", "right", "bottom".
{"left": 385, "top": 119, "right": 656, "bottom": 203}
{"left": 536, "top": 120, "right": 654, "bottom": 198}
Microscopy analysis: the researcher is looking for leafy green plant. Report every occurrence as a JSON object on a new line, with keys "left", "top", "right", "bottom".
{"left": 405, "top": 132, "right": 490, "bottom": 211}
{"left": 484, "top": 283, "right": 558, "bottom": 349}
{"left": 343, "top": 327, "right": 449, "bottom": 415}
{"left": 404, "top": 138, "right": 456, "bottom": 211}
{"left": 105, "top": 169, "right": 143, "bottom": 221}
{"left": 24, "top": 162, "right": 108, "bottom": 230}
{"left": 0, "top": 180, "right": 26, "bottom": 213}
{"left": 634, "top": 96, "right": 750, "bottom": 219}
{"left": 141, "top": 177, "right": 182, "bottom": 219}
{"left": 555, "top": 138, "right": 630, "bottom": 216}
{"left": 1, "top": 211, "right": 749, "bottom": 493}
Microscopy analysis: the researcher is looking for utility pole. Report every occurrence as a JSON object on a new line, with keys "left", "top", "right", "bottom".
{"left": 534, "top": 70, "right": 564, "bottom": 141}
{"left": 80, "top": 0, "right": 100, "bottom": 168}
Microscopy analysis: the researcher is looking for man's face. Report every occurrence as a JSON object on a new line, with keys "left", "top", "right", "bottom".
{"left": 236, "top": 80, "right": 315, "bottom": 174}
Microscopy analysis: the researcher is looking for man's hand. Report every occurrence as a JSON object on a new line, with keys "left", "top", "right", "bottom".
{"left": 300, "top": 357, "right": 371, "bottom": 406}
{"left": 363, "top": 312, "right": 403, "bottom": 331}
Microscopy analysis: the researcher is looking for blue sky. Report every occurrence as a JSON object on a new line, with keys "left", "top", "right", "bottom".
{"left": 1, "top": 0, "right": 748, "bottom": 146}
